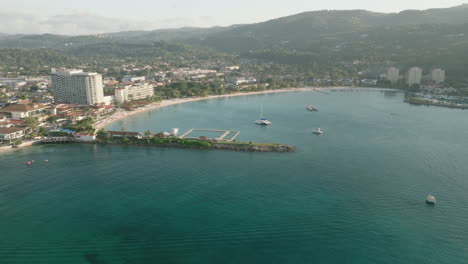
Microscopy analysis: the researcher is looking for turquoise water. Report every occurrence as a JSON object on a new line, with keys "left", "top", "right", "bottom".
{"left": 1, "top": 89, "right": 468, "bottom": 263}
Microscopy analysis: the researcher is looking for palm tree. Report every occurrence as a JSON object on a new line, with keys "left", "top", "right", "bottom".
{"left": 144, "top": 130, "right": 152, "bottom": 138}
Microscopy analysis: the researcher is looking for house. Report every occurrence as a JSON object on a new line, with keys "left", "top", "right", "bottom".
{"left": 108, "top": 131, "right": 142, "bottom": 138}
{"left": 0, "top": 127, "right": 25, "bottom": 143}
{"left": 73, "top": 134, "right": 96, "bottom": 142}
{"left": 0, "top": 103, "right": 49, "bottom": 120}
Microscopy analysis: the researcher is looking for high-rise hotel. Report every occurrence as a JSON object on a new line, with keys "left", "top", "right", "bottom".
{"left": 51, "top": 70, "right": 104, "bottom": 105}
{"left": 386, "top": 67, "right": 400, "bottom": 84}
{"left": 406, "top": 67, "right": 422, "bottom": 86}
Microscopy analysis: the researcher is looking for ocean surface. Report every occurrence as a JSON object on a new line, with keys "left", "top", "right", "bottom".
{"left": 1, "top": 89, "right": 468, "bottom": 263}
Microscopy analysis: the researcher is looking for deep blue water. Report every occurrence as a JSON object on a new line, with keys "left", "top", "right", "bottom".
{"left": 1, "top": 89, "right": 468, "bottom": 263}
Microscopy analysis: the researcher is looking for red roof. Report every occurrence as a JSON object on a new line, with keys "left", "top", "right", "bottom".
{"left": 0, "top": 127, "right": 25, "bottom": 134}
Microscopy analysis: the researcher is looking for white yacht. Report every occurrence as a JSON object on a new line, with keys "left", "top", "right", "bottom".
{"left": 255, "top": 105, "right": 271, "bottom": 125}
{"left": 255, "top": 118, "right": 272, "bottom": 126}
{"left": 306, "top": 105, "right": 318, "bottom": 111}
{"left": 312, "top": 128, "right": 323, "bottom": 135}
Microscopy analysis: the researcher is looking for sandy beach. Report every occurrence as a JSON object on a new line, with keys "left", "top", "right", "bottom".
{"left": 94, "top": 87, "right": 353, "bottom": 129}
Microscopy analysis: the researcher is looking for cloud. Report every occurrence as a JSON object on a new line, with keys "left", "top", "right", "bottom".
{"left": 0, "top": 10, "right": 236, "bottom": 35}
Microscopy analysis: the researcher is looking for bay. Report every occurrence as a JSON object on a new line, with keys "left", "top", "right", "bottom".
{"left": 1, "top": 89, "right": 467, "bottom": 263}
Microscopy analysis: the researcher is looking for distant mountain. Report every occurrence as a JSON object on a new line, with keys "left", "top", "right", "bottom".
{"left": 0, "top": 27, "right": 234, "bottom": 49}
{"left": 195, "top": 4, "right": 468, "bottom": 52}
{"left": 1, "top": 5, "right": 468, "bottom": 82}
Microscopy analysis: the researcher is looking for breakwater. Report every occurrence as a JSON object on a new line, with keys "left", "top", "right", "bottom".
{"left": 404, "top": 98, "right": 468, "bottom": 109}
{"left": 39, "top": 137, "right": 295, "bottom": 153}
{"left": 95, "top": 138, "right": 295, "bottom": 153}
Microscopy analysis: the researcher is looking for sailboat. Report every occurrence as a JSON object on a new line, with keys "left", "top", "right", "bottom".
{"left": 255, "top": 105, "right": 272, "bottom": 125}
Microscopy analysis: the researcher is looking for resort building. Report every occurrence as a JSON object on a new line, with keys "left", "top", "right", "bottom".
{"left": 0, "top": 103, "right": 49, "bottom": 120}
{"left": 386, "top": 67, "right": 400, "bottom": 84}
{"left": 114, "top": 83, "right": 154, "bottom": 104}
{"left": 50, "top": 70, "right": 104, "bottom": 105}
{"left": 431, "top": 68, "right": 445, "bottom": 84}
{"left": 0, "top": 127, "right": 25, "bottom": 143}
{"left": 406, "top": 67, "right": 422, "bottom": 86}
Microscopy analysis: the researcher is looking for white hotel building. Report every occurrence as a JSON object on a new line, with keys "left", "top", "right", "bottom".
{"left": 51, "top": 70, "right": 104, "bottom": 105}
{"left": 114, "top": 83, "right": 155, "bottom": 104}
{"left": 431, "top": 68, "right": 445, "bottom": 84}
{"left": 406, "top": 67, "right": 422, "bottom": 86}
{"left": 386, "top": 67, "right": 400, "bottom": 84}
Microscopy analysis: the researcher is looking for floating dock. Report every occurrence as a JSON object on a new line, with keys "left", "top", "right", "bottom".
{"left": 179, "top": 129, "right": 240, "bottom": 142}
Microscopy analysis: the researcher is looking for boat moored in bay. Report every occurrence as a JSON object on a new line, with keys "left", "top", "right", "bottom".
{"left": 426, "top": 195, "right": 436, "bottom": 204}
{"left": 306, "top": 105, "right": 318, "bottom": 111}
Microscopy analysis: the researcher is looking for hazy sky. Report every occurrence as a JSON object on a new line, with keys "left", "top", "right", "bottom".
{"left": 0, "top": 0, "right": 465, "bottom": 35}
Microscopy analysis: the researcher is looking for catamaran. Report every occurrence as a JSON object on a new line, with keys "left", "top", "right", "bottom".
{"left": 255, "top": 105, "right": 271, "bottom": 125}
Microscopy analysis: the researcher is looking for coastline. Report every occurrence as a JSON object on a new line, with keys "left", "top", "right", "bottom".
{"left": 94, "top": 86, "right": 355, "bottom": 129}
{"left": 0, "top": 140, "right": 41, "bottom": 154}
{"left": 0, "top": 86, "right": 391, "bottom": 154}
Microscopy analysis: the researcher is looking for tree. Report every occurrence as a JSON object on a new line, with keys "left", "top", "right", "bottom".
{"left": 38, "top": 127, "right": 48, "bottom": 136}
{"left": 97, "top": 128, "right": 111, "bottom": 140}
{"left": 46, "top": 115, "right": 59, "bottom": 124}
{"left": 24, "top": 116, "right": 39, "bottom": 129}
{"left": 144, "top": 130, "right": 152, "bottom": 137}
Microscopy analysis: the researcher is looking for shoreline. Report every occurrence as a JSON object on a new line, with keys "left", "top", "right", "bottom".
{"left": 0, "top": 140, "right": 41, "bottom": 154}
{"left": 94, "top": 86, "right": 359, "bottom": 129}
{"left": 0, "top": 87, "right": 394, "bottom": 154}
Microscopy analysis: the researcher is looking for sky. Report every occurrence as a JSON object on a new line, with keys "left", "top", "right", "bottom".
{"left": 0, "top": 0, "right": 465, "bottom": 35}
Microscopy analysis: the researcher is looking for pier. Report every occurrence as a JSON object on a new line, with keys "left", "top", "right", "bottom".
{"left": 179, "top": 129, "right": 240, "bottom": 142}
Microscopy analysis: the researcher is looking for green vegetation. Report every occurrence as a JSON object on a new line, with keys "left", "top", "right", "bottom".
{"left": 94, "top": 129, "right": 293, "bottom": 152}
{"left": 2, "top": 5, "right": 468, "bottom": 87}
{"left": 404, "top": 97, "right": 468, "bottom": 109}
{"left": 23, "top": 116, "right": 39, "bottom": 129}
{"left": 64, "top": 117, "right": 95, "bottom": 134}
{"left": 48, "top": 131, "right": 71, "bottom": 137}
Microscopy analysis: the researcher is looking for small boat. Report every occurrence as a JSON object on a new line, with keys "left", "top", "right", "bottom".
{"left": 255, "top": 118, "right": 272, "bottom": 126}
{"left": 426, "top": 195, "right": 436, "bottom": 204}
{"left": 306, "top": 105, "right": 318, "bottom": 111}
{"left": 312, "top": 128, "right": 323, "bottom": 135}
{"left": 255, "top": 105, "right": 272, "bottom": 125}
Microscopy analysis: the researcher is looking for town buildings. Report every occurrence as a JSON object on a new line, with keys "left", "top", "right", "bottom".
{"left": 122, "top": 75, "right": 146, "bottom": 82}
{"left": 50, "top": 70, "right": 104, "bottom": 105}
{"left": 431, "top": 68, "right": 446, "bottom": 84}
{"left": 0, "top": 127, "right": 25, "bottom": 143}
{"left": 386, "top": 67, "right": 400, "bottom": 84}
{"left": 114, "top": 83, "right": 154, "bottom": 104}
{"left": 0, "top": 103, "right": 49, "bottom": 120}
{"left": 407, "top": 67, "right": 423, "bottom": 86}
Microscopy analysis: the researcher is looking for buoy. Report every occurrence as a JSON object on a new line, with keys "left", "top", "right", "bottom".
{"left": 31, "top": 160, "right": 35, "bottom": 163}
